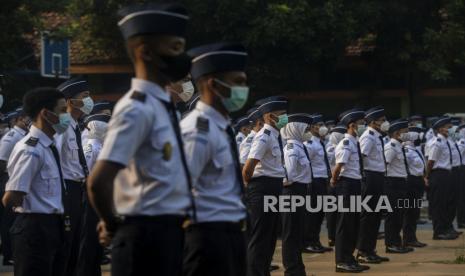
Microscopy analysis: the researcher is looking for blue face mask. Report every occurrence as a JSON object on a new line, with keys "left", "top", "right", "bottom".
{"left": 214, "top": 79, "right": 249, "bottom": 112}
{"left": 80, "top": 97, "right": 94, "bottom": 115}
{"left": 276, "top": 114, "right": 288, "bottom": 129}
{"left": 47, "top": 112, "right": 72, "bottom": 134}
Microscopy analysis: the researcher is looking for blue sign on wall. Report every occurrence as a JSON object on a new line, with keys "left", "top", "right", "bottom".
{"left": 41, "top": 33, "right": 70, "bottom": 79}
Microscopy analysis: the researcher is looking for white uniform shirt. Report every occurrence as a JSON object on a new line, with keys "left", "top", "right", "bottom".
{"left": 181, "top": 101, "right": 246, "bottom": 223}
{"left": 448, "top": 138, "right": 462, "bottom": 168}
{"left": 6, "top": 126, "right": 64, "bottom": 214}
{"left": 429, "top": 134, "right": 452, "bottom": 170}
{"left": 236, "top": 132, "right": 246, "bottom": 149}
{"left": 248, "top": 124, "right": 285, "bottom": 179}
{"left": 304, "top": 136, "right": 330, "bottom": 178}
{"left": 404, "top": 143, "right": 425, "bottom": 177}
{"left": 326, "top": 143, "right": 336, "bottom": 172}
{"left": 84, "top": 138, "right": 103, "bottom": 170}
{"left": 284, "top": 140, "right": 312, "bottom": 184}
{"left": 425, "top": 128, "right": 435, "bottom": 142}
{"left": 56, "top": 119, "right": 85, "bottom": 181}
{"left": 239, "top": 130, "right": 256, "bottom": 164}
{"left": 359, "top": 127, "right": 385, "bottom": 173}
{"left": 335, "top": 134, "right": 362, "bottom": 180}
{"left": 457, "top": 139, "right": 465, "bottom": 165}
{"left": 98, "top": 78, "right": 190, "bottom": 216}
{"left": 385, "top": 138, "right": 408, "bottom": 178}
{"left": 0, "top": 126, "right": 27, "bottom": 163}
{"left": 424, "top": 135, "right": 435, "bottom": 160}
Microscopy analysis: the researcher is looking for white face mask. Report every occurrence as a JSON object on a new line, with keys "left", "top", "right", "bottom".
{"left": 88, "top": 121, "right": 108, "bottom": 140}
{"left": 459, "top": 129, "right": 465, "bottom": 140}
{"left": 329, "top": 132, "right": 344, "bottom": 145}
{"left": 400, "top": 132, "right": 411, "bottom": 141}
{"left": 0, "top": 94, "right": 4, "bottom": 110}
{"left": 178, "top": 81, "right": 195, "bottom": 102}
{"left": 356, "top": 124, "right": 366, "bottom": 136}
{"left": 303, "top": 132, "right": 313, "bottom": 141}
{"left": 380, "top": 121, "right": 390, "bottom": 132}
{"left": 318, "top": 126, "right": 329, "bottom": 137}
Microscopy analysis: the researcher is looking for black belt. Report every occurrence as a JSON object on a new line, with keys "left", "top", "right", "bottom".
{"left": 186, "top": 220, "right": 245, "bottom": 232}
{"left": 339, "top": 176, "right": 362, "bottom": 182}
{"left": 65, "top": 179, "right": 86, "bottom": 184}
{"left": 121, "top": 215, "right": 187, "bottom": 225}
{"left": 386, "top": 176, "right": 407, "bottom": 180}
{"left": 432, "top": 168, "right": 451, "bottom": 172}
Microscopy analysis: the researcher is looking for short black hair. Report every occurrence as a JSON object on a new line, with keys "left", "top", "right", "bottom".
{"left": 23, "top": 87, "right": 65, "bottom": 119}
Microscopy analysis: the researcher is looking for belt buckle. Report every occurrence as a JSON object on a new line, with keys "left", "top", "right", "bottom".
{"left": 64, "top": 215, "right": 71, "bottom": 232}
{"left": 182, "top": 218, "right": 192, "bottom": 229}
{"left": 240, "top": 219, "right": 247, "bottom": 232}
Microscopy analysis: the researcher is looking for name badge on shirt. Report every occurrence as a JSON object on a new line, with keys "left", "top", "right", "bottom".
{"left": 163, "top": 142, "right": 172, "bottom": 161}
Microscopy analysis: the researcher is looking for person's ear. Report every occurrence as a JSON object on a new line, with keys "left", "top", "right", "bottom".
{"left": 138, "top": 44, "right": 153, "bottom": 62}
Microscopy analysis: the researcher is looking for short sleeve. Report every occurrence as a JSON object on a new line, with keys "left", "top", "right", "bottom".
{"left": 429, "top": 141, "right": 442, "bottom": 162}
{"left": 359, "top": 135, "right": 373, "bottom": 156}
{"left": 384, "top": 146, "right": 397, "bottom": 164}
{"left": 182, "top": 131, "right": 211, "bottom": 183}
{"left": 248, "top": 134, "right": 269, "bottom": 161}
{"left": 98, "top": 104, "right": 150, "bottom": 166}
{"left": 6, "top": 148, "right": 41, "bottom": 193}
{"left": 335, "top": 141, "right": 350, "bottom": 165}
{"left": 0, "top": 137, "right": 16, "bottom": 161}
{"left": 284, "top": 147, "right": 299, "bottom": 183}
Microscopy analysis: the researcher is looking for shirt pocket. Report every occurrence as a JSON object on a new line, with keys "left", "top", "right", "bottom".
{"left": 39, "top": 168, "right": 60, "bottom": 197}
{"left": 211, "top": 147, "right": 233, "bottom": 182}
{"left": 67, "top": 140, "right": 79, "bottom": 160}
{"left": 145, "top": 124, "right": 174, "bottom": 178}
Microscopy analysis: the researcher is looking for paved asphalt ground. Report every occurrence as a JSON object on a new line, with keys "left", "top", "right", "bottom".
{"left": 0, "top": 217, "right": 463, "bottom": 275}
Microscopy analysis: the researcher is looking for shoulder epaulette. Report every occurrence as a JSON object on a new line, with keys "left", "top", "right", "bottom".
{"left": 7, "top": 131, "right": 14, "bottom": 137}
{"left": 264, "top": 129, "right": 271, "bottom": 136}
{"left": 130, "top": 91, "right": 146, "bottom": 102}
{"left": 437, "top": 138, "right": 441, "bottom": 142}
{"left": 196, "top": 117, "right": 209, "bottom": 133}
{"left": 391, "top": 143, "right": 396, "bottom": 147}
{"left": 246, "top": 137, "right": 253, "bottom": 143}
{"left": 369, "top": 130, "right": 374, "bottom": 135}
{"left": 287, "top": 143, "right": 294, "bottom": 150}
{"left": 461, "top": 141, "right": 465, "bottom": 145}
{"left": 25, "top": 137, "right": 39, "bottom": 147}
{"left": 343, "top": 140, "right": 349, "bottom": 146}
{"left": 308, "top": 140, "right": 313, "bottom": 144}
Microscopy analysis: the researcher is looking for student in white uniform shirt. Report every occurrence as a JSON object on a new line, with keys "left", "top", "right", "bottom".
{"left": 0, "top": 107, "right": 30, "bottom": 265}
{"left": 3, "top": 88, "right": 69, "bottom": 276}
{"left": 356, "top": 106, "right": 390, "bottom": 264}
{"left": 234, "top": 116, "right": 251, "bottom": 148}
{"left": 281, "top": 113, "right": 313, "bottom": 276}
{"left": 242, "top": 95, "right": 288, "bottom": 276}
{"left": 402, "top": 127, "right": 427, "bottom": 248}
{"left": 56, "top": 76, "right": 96, "bottom": 275}
{"left": 181, "top": 42, "right": 248, "bottom": 276}
{"left": 81, "top": 101, "right": 113, "bottom": 147}
{"left": 303, "top": 113, "right": 332, "bottom": 253}
{"left": 330, "top": 108, "right": 368, "bottom": 273}
{"left": 239, "top": 106, "right": 263, "bottom": 165}
{"left": 383, "top": 119, "right": 413, "bottom": 254}
{"left": 326, "top": 124, "right": 346, "bottom": 247}
{"left": 87, "top": 3, "right": 193, "bottom": 276}
{"left": 455, "top": 124, "right": 465, "bottom": 228}
{"left": 424, "top": 116, "right": 458, "bottom": 240}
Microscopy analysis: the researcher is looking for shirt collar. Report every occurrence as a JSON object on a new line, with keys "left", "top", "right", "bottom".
{"left": 311, "top": 135, "right": 322, "bottom": 143}
{"left": 287, "top": 139, "right": 303, "bottom": 147}
{"left": 70, "top": 117, "right": 77, "bottom": 129}
{"left": 29, "top": 125, "right": 53, "bottom": 147}
{"left": 131, "top": 78, "right": 171, "bottom": 103}
{"left": 263, "top": 124, "right": 279, "bottom": 137}
{"left": 438, "top": 133, "right": 447, "bottom": 140}
{"left": 250, "top": 130, "right": 256, "bottom": 136}
{"left": 367, "top": 126, "right": 381, "bottom": 137}
{"left": 13, "top": 126, "right": 27, "bottom": 136}
{"left": 195, "top": 101, "right": 230, "bottom": 130}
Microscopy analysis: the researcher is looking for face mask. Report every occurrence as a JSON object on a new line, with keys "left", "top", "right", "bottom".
{"left": 303, "top": 132, "right": 313, "bottom": 141}
{"left": 214, "top": 79, "right": 249, "bottom": 112}
{"left": 400, "top": 132, "right": 410, "bottom": 141}
{"left": 275, "top": 114, "right": 288, "bottom": 129}
{"left": 159, "top": 53, "right": 192, "bottom": 82}
{"left": 79, "top": 97, "right": 94, "bottom": 115}
{"left": 318, "top": 126, "right": 328, "bottom": 137}
{"left": 448, "top": 126, "right": 458, "bottom": 139}
{"left": 416, "top": 123, "right": 423, "bottom": 128}
{"left": 409, "top": 132, "right": 419, "bottom": 142}
{"left": 88, "top": 121, "right": 108, "bottom": 140}
{"left": 329, "top": 132, "right": 344, "bottom": 145}
{"left": 0, "top": 94, "right": 3, "bottom": 109}
{"left": 47, "top": 112, "right": 72, "bottom": 134}
{"left": 380, "top": 121, "right": 390, "bottom": 132}
{"left": 357, "top": 124, "right": 366, "bottom": 136}
{"left": 178, "top": 81, "right": 195, "bottom": 102}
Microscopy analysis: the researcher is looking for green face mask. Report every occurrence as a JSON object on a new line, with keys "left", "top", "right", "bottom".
{"left": 214, "top": 79, "right": 249, "bottom": 112}
{"left": 276, "top": 114, "right": 288, "bottom": 129}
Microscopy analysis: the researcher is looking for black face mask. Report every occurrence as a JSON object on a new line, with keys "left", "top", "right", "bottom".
{"left": 158, "top": 53, "right": 192, "bottom": 82}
